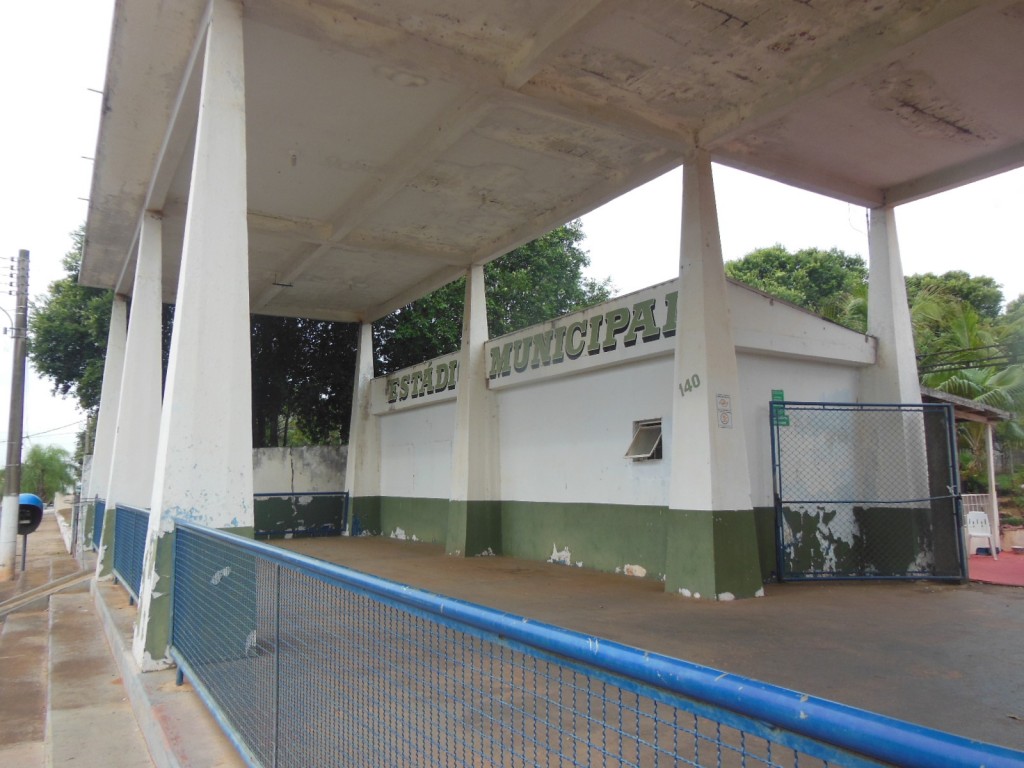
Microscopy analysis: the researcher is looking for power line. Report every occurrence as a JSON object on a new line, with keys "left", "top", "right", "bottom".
{"left": 0, "top": 418, "right": 86, "bottom": 445}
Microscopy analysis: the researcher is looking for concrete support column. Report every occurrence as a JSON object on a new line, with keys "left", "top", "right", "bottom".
{"left": 862, "top": 206, "right": 921, "bottom": 404}
{"left": 664, "top": 152, "right": 762, "bottom": 600}
{"left": 344, "top": 322, "right": 382, "bottom": 534}
{"left": 84, "top": 296, "right": 128, "bottom": 547}
{"left": 986, "top": 423, "right": 1001, "bottom": 553}
{"left": 861, "top": 206, "right": 931, "bottom": 517}
{"left": 134, "top": 0, "right": 252, "bottom": 670}
{"left": 96, "top": 213, "right": 163, "bottom": 579}
{"left": 446, "top": 265, "right": 501, "bottom": 557}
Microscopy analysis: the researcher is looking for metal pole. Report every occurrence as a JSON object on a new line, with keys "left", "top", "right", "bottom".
{"left": 0, "top": 249, "right": 30, "bottom": 581}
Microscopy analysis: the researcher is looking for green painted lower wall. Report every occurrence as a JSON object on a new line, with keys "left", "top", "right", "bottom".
{"left": 447, "top": 500, "right": 502, "bottom": 557}
{"left": 753, "top": 506, "right": 776, "bottom": 583}
{"left": 501, "top": 501, "right": 669, "bottom": 578}
{"left": 379, "top": 496, "right": 449, "bottom": 544}
{"left": 254, "top": 496, "right": 346, "bottom": 539}
{"left": 664, "top": 509, "right": 764, "bottom": 599}
{"left": 138, "top": 527, "right": 176, "bottom": 666}
{"left": 350, "top": 496, "right": 382, "bottom": 535}
{"left": 350, "top": 496, "right": 766, "bottom": 597}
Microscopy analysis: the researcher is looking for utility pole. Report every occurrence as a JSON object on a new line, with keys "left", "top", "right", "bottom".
{"left": 0, "top": 249, "right": 30, "bottom": 580}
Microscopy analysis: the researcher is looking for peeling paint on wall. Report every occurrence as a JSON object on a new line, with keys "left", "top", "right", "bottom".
{"left": 255, "top": 493, "right": 348, "bottom": 539}
{"left": 548, "top": 544, "right": 572, "bottom": 565}
{"left": 389, "top": 526, "right": 420, "bottom": 542}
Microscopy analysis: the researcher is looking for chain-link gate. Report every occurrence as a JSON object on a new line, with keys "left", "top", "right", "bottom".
{"left": 770, "top": 401, "right": 967, "bottom": 582}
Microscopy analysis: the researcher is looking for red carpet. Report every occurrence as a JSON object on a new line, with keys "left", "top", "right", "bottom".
{"left": 968, "top": 553, "right": 1024, "bottom": 587}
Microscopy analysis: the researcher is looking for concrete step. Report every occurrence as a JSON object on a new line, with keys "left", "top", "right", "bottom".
{"left": 0, "top": 571, "right": 93, "bottom": 619}
{"left": 47, "top": 592, "right": 154, "bottom": 767}
{"left": 91, "top": 581, "right": 246, "bottom": 768}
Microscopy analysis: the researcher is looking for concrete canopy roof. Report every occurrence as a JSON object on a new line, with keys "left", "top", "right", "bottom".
{"left": 82, "top": 0, "right": 1024, "bottom": 323}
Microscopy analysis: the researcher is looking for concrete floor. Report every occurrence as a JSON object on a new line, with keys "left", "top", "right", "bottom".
{"left": 6, "top": 516, "right": 1022, "bottom": 764}
{"left": 276, "top": 534, "right": 1024, "bottom": 753}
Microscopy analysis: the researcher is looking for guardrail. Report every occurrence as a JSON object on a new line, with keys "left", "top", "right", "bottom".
{"left": 170, "top": 521, "right": 1024, "bottom": 768}
{"left": 112, "top": 504, "right": 148, "bottom": 603}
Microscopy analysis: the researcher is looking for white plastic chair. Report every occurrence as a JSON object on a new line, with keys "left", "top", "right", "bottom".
{"left": 965, "top": 510, "right": 998, "bottom": 559}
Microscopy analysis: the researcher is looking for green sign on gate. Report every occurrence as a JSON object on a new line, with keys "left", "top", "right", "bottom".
{"left": 771, "top": 390, "right": 789, "bottom": 427}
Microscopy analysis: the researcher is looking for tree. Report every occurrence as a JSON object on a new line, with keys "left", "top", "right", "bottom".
{"left": 32, "top": 222, "right": 609, "bottom": 448}
{"left": 20, "top": 444, "right": 76, "bottom": 503}
{"left": 250, "top": 316, "right": 358, "bottom": 448}
{"left": 725, "top": 245, "right": 1024, "bottom": 488}
{"left": 724, "top": 245, "right": 867, "bottom": 320}
{"left": 905, "top": 271, "right": 1004, "bottom": 321}
{"left": 29, "top": 228, "right": 112, "bottom": 413}
{"left": 375, "top": 221, "right": 611, "bottom": 374}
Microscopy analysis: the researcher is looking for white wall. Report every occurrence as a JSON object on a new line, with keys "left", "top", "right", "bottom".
{"left": 379, "top": 401, "right": 456, "bottom": 498}
{"left": 252, "top": 446, "right": 347, "bottom": 494}
{"left": 497, "top": 355, "right": 674, "bottom": 505}
{"left": 736, "top": 354, "right": 862, "bottom": 507}
{"left": 369, "top": 280, "right": 873, "bottom": 509}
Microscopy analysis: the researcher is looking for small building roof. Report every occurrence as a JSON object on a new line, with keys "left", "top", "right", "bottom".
{"left": 920, "top": 386, "right": 1015, "bottom": 424}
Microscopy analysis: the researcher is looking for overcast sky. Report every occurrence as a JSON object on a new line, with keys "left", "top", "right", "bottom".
{"left": 581, "top": 164, "right": 1024, "bottom": 301}
{"left": 1, "top": 2, "right": 1022, "bottom": 455}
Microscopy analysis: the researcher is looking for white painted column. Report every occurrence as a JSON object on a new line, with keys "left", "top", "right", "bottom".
{"left": 134, "top": 0, "right": 252, "bottom": 669}
{"left": 344, "top": 322, "right": 381, "bottom": 532}
{"left": 664, "top": 152, "right": 761, "bottom": 600}
{"left": 863, "top": 206, "right": 921, "bottom": 404}
{"left": 446, "top": 265, "right": 500, "bottom": 556}
{"left": 861, "top": 205, "right": 929, "bottom": 511}
{"left": 82, "top": 296, "right": 127, "bottom": 551}
{"left": 96, "top": 213, "right": 163, "bottom": 579}
{"left": 986, "top": 422, "right": 1001, "bottom": 553}
{"left": 87, "top": 297, "right": 128, "bottom": 506}
{"left": 669, "top": 154, "right": 752, "bottom": 513}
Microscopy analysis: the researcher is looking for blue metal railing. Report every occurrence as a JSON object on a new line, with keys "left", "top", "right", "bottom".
{"left": 170, "top": 522, "right": 1024, "bottom": 768}
{"left": 112, "top": 505, "right": 148, "bottom": 603}
{"left": 91, "top": 498, "right": 105, "bottom": 552}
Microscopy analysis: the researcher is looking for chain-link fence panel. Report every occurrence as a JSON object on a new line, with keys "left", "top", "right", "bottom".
{"left": 163, "top": 522, "right": 1024, "bottom": 768}
{"left": 770, "top": 402, "right": 965, "bottom": 581}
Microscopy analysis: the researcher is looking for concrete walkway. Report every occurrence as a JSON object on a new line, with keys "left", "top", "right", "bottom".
{"left": 277, "top": 534, "right": 1024, "bottom": 753}
{"left": 0, "top": 513, "right": 152, "bottom": 767}
{"left": 0, "top": 513, "right": 240, "bottom": 768}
